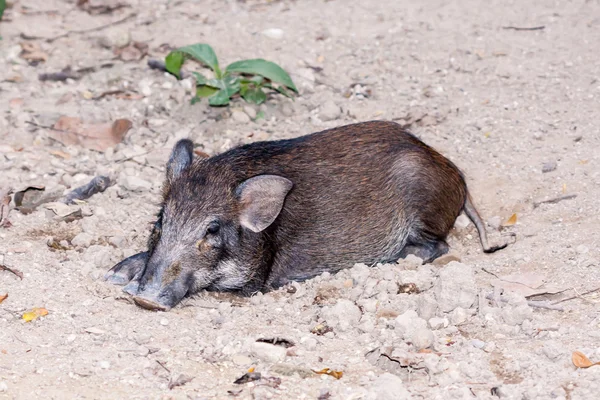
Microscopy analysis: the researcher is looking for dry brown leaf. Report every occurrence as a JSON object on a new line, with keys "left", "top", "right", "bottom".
{"left": 572, "top": 351, "right": 600, "bottom": 368}
{"left": 312, "top": 368, "right": 343, "bottom": 379}
{"left": 0, "top": 294, "right": 8, "bottom": 304}
{"left": 504, "top": 213, "right": 517, "bottom": 226}
{"left": 51, "top": 117, "right": 132, "bottom": 152}
{"left": 115, "top": 42, "right": 149, "bottom": 62}
{"left": 19, "top": 42, "right": 48, "bottom": 63}
{"left": 49, "top": 150, "right": 71, "bottom": 159}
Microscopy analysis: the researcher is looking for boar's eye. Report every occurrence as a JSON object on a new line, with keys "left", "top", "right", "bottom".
{"left": 206, "top": 221, "right": 220, "bottom": 235}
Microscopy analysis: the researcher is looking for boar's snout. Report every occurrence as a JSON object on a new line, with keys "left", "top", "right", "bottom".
{"left": 130, "top": 258, "right": 191, "bottom": 311}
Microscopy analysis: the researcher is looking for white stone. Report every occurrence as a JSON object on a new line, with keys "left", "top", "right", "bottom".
{"left": 250, "top": 342, "right": 286, "bottom": 363}
{"left": 231, "top": 110, "right": 251, "bottom": 124}
{"left": 72, "top": 232, "right": 93, "bottom": 248}
{"left": 434, "top": 262, "right": 477, "bottom": 313}
{"left": 371, "top": 373, "right": 412, "bottom": 399}
{"left": 122, "top": 176, "right": 152, "bottom": 192}
{"left": 411, "top": 328, "right": 434, "bottom": 350}
{"left": 454, "top": 214, "right": 470, "bottom": 230}
{"left": 319, "top": 100, "right": 341, "bottom": 121}
{"left": 428, "top": 317, "right": 449, "bottom": 330}
{"left": 261, "top": 28, "right": 284, "bottom": 39}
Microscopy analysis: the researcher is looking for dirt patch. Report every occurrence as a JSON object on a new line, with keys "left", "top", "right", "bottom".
{"left": 1, "top": 0, "right": 600, "bottom": 399}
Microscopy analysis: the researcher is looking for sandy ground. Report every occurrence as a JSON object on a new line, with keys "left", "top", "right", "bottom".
{"left": 1, "top": 0, "right": 600, "bottom": 399}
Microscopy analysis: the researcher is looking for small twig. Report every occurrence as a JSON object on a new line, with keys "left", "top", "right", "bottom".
{"left": 551, "top": 287, "right": 600, "bottom": 305}
{"left": 502, "top": 25, "right": 545, "bottom": 31}
{"left": 533, "top": 194, "right": 577, "bottom": 208}
{"left": 25, "top": 120, "right": 68, "bottom": 133}
{"left": 481, "top": 267, "right": 500, "bottom": 278}
{"left": 156, "top": 360, "right": 170, "bottom": 373}
{"left": 526, "top": 301, "right": 565, "bottom": 311}
{"left": 1, "top": 264, "right": 24, "bottom": 280}
{"left": 60, "top": 176, "right": 112, "bottom": 204}
{"left": 21, "top": 13, "right": 137, "bottom": 43}
{"left": 485, "top": 293, "right": 564, "bottom": 311}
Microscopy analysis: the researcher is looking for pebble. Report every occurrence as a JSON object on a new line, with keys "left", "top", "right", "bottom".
{"left": 429, "top": 317, "right": 449, "bottom": 330}
{"left": 243, "top": 106, "right": 257, "bottom": 120}
{"left": 324, "top": 299, "right": 362, "bottom": 324}
{"left": 371, "top": 373, "right": 412, "bottom": 400}
{"left": 394, "top": 310, "right": 427, "bottom": 339}
{"left": 403, "top": 254, "right": 423, "bottom": 269}
{"left": 261, "top": 28, "right": 284, "bottom": 39}
{"left": 122, "top": 176, "right": 152, "bottom": 192}
{"left": 231, "top": 110, "right": 251, "bottom": 124}
{"left": 470, "top": 339, "right": 485, "bottom": 349}
{"left": 434, "top": 262, "right": 477, "bottom": 312}
{"left": 0, "top": 382, "right": 7, "bottom": 392}
{"left": 300, "top": 336, "right": 318, "bottom": 351}
{"left": 449, "top": 307, "right": 469, "bottom": 325}
{"left": 98, "top": 361, "right": 111, "bottom": 369}
{"left": 411, "top": 327, "right": 434, "bottom": 350}
{"left": 483, "top": 341, "right": 496, "bottom": 353}
{"left": 542, "top": 161, "right": 557, "bottom": 173}
{"left": 416, "top": 294, "right": 438, "bottom": 320}
{"left": 576, "top": 245, "right": 589, "bottom": 254}
{"left": 319, "top": 100, "right": 341, "bottom": 121}
{"left": 109, "top": 236, "right": 127, "bottom": 248}
{"left": 500, "top": 304, "right": 532, "bottom": 326}
{"left": 160, "top": 318, "right": 169, "bottom": 326}
{"left": 250, "top": 342, "right": 287, "bottom": 363}
{"left": 72, "top": 232, "right": 93, "bottom": 248}
{"left": 454, "top": 214, "right": 470, "bottom": 230}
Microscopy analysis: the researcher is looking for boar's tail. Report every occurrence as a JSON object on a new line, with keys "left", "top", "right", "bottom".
{"left": 463, "top": 193, "right": 509, "bottom": 253}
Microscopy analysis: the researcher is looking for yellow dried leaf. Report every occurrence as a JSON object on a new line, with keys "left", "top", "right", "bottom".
{"left": 504, "top": 213, "right": 517, "bottom": 226}
{"left": 572, "top": 351, "right": 600, "bottom": 368}
{"left": 247, "top": 367, "right": 255, "bottom": 373}
{"left": 0, "top": 293, "right": 7, "bottom": 304}
{"left": 22, "top": 307, "right": 49, "bottom": 322}
{"left": 579, "top": 160, "right": 589, "bottom": 165}
{"left": 562, "top": 183, "right": 567, "bottom": 193}
{"left": 313, "top": 368, "right": 343, "bottom": 379}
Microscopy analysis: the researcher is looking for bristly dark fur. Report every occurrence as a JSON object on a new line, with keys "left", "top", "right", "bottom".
{"left": 107, "top": 120, "right": 508, "bottom": 309}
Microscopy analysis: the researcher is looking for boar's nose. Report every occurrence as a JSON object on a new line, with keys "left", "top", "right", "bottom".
{"left": 133, "top": 295, "right": 170, "bottom": 312}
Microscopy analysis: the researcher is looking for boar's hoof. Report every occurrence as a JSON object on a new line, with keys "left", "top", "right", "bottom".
{"left": 104, "top": 251, "right": 148, "bottom": 285}
{"left": 133, "top": 296, "right": 169, "bottom": 312}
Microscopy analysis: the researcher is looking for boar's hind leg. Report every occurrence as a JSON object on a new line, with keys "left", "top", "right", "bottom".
{"left": 104, "top": 251, "right": 148, "bottom": 287}
{"left": 398, "top": 239, "right": 449, "bottom": 264}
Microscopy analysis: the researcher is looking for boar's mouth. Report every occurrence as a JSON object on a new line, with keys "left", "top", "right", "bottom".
{"left": 133, "top": 295, "right": 170, "bottom": 312}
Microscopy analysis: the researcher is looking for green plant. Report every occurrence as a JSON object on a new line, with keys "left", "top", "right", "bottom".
{"left": 165, "top": 43, "right": 297, "bottom": 106}
{"left": 0, "top": 0, "right": 6, "bottom": 21}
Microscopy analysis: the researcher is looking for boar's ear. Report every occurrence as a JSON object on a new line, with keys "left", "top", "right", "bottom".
{"left": 236, "top": 175, "right": 293, "bottom": 233}
{"left": 166, "top": 139, "right": 194, "bottom": 182}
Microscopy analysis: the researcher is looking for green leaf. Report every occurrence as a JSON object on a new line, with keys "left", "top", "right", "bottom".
{"left": 242, "top": 87, "right": 267, "bottom": 105}
{"left": 226, "top": 59, "right": 297, "bottom": 92}
{"left": 208, "top": 78, "right": 241, "bottom": 107}
{"left": 165, "top": 51, "right": 185, "bottom": 79}
{"left": 196, "top": 85, "right": 219, "bottom": 98}
{"left": 255, "top": 110, "right": 265, "bottom": 120}
{"left": 191, "top": 72, "right": 207, "bottom": 85}
{"left": 0, "top": 0, "right": 6, "bottom": 21}
{"left": 176, "top": 43, "right": 219, "bottom": 71}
